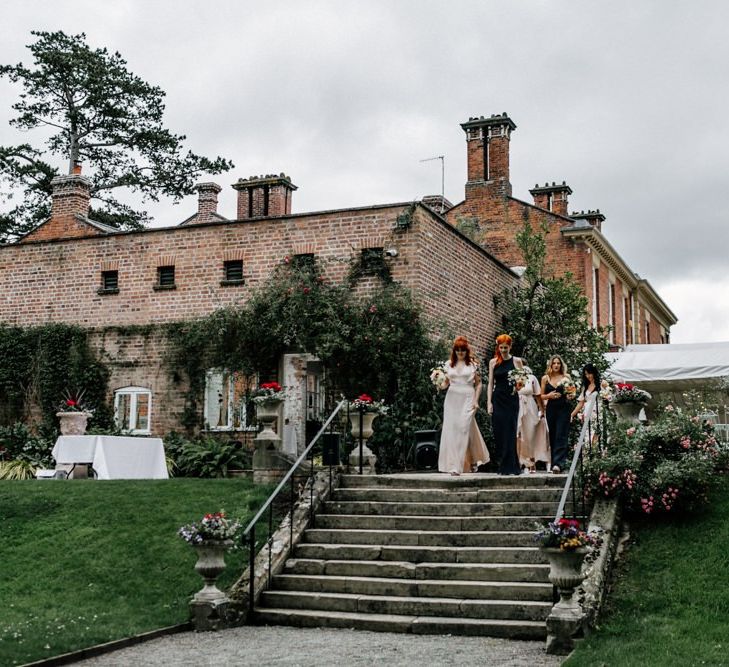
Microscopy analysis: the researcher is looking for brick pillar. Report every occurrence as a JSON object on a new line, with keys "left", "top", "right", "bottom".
{"left": 50, "top": 173, "right": 92, "bottom": 221}
{"left": 570, "top": 209, "right": 606, "bottom": 232}
{"left": 461, "top": 113, "right": 516, "bottom": 199}
{"left": 193, "top": 182, "right": 222, "bottom": 223}
{"left": 231, "top": 174, "right": 297, "bottom": 220}
{"left": 529, "top": 182, "right": 572, "bottom": 216}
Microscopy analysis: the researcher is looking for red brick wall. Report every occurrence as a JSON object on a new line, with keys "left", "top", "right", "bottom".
{"left": 0, "top": 203, "right": 516, "bottom": 434}
{"left": 410, "top": 207, "right": 517, "bottom": 357}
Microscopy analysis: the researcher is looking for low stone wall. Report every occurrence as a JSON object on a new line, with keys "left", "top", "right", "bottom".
{"left": 580, "top": 496, "right": 623, "bottom": 629}
{"left": 227, "top": 469, "right": 342, "bottom": 622}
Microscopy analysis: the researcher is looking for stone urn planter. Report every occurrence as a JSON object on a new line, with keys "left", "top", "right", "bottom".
{"left": 56, "top": 411, "right": 91, "bottom": 436}
{"left": 611, "top": 401, "right": 645, "bottom": 424}
{"left": 192, "top": 539, "right": 234, "bottom": 604}
{"left": 255, "top": 399, "right": 282, "bottom": 443}
{"left": 349, "top": 411, "right": 378, "bottom": 473}
{"left": 542, "top": 546, "right": 589, "bottom": 654}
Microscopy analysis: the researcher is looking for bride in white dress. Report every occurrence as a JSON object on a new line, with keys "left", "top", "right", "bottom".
{"left": 438, "top": 336, "right": 490, "bottom": 475}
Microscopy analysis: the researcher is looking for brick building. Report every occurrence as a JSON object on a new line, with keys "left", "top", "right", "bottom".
{"left": 444, "top": 113, "right": 676, "bottom": 348}
{"left": 0, "top": 168, "right": 517, "bottom": 438}
{"left": 0, "top": 112, "right": 675, "bottom": 440}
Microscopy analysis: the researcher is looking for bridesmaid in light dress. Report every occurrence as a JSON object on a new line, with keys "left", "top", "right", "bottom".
{"left": 516, "top": 367, "right": 549, "bottom": 473}
{"left": 437, "top": 336, "right": 490, "bottom": 476}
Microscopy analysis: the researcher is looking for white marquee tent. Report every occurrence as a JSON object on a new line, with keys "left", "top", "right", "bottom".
{"left": 605, "top": 342, "right": 729, "bottom": 392}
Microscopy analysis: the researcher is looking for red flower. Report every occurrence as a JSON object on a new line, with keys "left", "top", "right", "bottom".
{"left": 261, "top": 382, "right": 282, "bottom": 392}
{"left": 66, "top": 399, "right": 77, "bottom": 407}
{"left": 356, "top": 393, "right": 373, "bottom": 403}
{"left": 303, "top": 287, "right": 311, "bottom": 294}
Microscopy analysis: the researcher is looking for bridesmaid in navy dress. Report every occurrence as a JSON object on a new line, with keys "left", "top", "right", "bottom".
{"left": 487, "top": 334, "right": 524, "bottom": 476}
{"left": 541, "top": 355, "right": 571, "bottom": 473}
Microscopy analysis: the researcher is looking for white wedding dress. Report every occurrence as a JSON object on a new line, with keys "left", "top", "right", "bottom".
{"left": 438, "top": 361, "right": 490, "bottom": 473}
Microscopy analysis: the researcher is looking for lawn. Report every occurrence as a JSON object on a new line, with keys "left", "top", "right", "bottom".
{"left": 567, "top": 474, "right": 729, "bottom": 666}
{"left": 0, "top": 478, "right": 275, "bottom": 665}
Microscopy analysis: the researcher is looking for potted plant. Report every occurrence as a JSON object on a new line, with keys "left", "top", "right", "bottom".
{"left": 348, "top": 394, "right": 388, "bottom": 473}
{"left": 179, "top": 511, "right": 241, "bottom": 604}
{"left": 535, "top": 518, "right": 600, "bottom": 609}
{"left": 251, "top": 382, "right": 287, "bottom": 442}
{"left": 56, "top": 389, "right": 93, "bottom": 435}
{"left": 609, "top": 382, "right": 651, "bottom": 423}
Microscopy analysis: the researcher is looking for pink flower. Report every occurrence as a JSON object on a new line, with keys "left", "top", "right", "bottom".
{"left": 626, "top": 427, "right": 636, "bottom": 436}
{"left": 665, "top": 405, "right": 674, "bottom": 412}
{"left": 369, "top": 305, "right": 377, "bottom": 313}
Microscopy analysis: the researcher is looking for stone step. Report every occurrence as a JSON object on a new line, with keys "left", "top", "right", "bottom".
{"left": 254, "top": 607, "right": 547, "bottom": 639}
{"left": 322, "top": 500, "right": 567, "bottom": 517}
{"left": 315, "top": 514, "right": 553, "bottom": 531}
{"left": 340, "top": 473, "right": 566, "bottom": 489}
{"left": 333, "top": 487, "right": 564, "bottom": 503}
{"left": 283, "top": 558, "right": 550, "bottom": 583}
{"left": 259, "top": 590, "right": 552, "bottom": 621}
{"left": 273, "top": 574, "right": 552, "bottom": 601}
{"left": 294, "top": 543, "right": 546, "bottom": 564}
{"left": 303, "top": 528, "right": 538, "bottom": 547}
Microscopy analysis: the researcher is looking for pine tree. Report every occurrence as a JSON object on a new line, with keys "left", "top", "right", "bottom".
{"left": 0, "top": 31, "right": 233, "bottom": 240}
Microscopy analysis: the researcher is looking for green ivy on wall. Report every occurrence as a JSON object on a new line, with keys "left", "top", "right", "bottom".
{"left": 0, "top": 323, "right": 112, "bottom": 434}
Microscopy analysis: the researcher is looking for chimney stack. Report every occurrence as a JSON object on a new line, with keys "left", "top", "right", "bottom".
{"left": 571, "top": 209, "right": 606, "bottom": 232}
{"left": 193, "top": 182, "right": 222, "bottom": 223}
{"left": 231, "top": 173, "right": 297, "bottom": 219}
{"left": 50, "top": 172, "right": 92, "bottom": 221}
{"left": 461, "top": 113, "right": 517, "bottom": 198}
{"left": 529, "top": 181, "right": 572, "bottom": 216}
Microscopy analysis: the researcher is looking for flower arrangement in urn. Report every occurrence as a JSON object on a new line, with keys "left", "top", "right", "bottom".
{"left": 534, "top": 518, "right": 600, "bottom": 551}
{"left": 178, "top": 511, "right": 241, "bottom": 545}
{"left": 349, "top": 393, "right": 388, "bottom": 415}
{"left": 611, "top": 382, "right": 651, "bottom": 404}
{"left": 251, "top": 381, "right": 287, "bottom": 405}
{"left": 58, "top": 389, "right": 92, "bottom": 414}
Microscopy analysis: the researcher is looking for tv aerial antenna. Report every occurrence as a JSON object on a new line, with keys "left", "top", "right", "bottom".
{"left": 419, "top": 155, "right": 445, "bottom": 213}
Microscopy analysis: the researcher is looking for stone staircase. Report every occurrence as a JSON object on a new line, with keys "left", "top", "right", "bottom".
{"left": 255, "top": 472, "right": 571, "bottom": 638}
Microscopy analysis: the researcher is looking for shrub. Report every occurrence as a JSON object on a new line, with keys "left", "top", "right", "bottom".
{"left": 0, "top": 422, "right": 54, "bottom": 471}
{"left": 584, "top": 405, "right": 721, "bottom": 516}
{"left": 165, "top": 433, "right": 248, "bottom": 478}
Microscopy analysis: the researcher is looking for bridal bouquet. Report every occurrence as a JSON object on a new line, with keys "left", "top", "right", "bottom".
{"left": 507, "top": 367, "right": 529, "bottom": 392}
{"left": 429, "top": 363, "right": 448, "bottom": 390}
{"left": 599, "top": 379, "right": 614, "bottom": 402}
{"left": 558, "top": 377, "right": 578, "bottom": 400}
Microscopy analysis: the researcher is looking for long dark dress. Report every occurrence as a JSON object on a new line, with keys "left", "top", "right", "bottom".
{"left": 545, "top": 380, "right": 571, "bottom": 470}
{"left": 492, "top": 357, "right": 521, "bottom": 475}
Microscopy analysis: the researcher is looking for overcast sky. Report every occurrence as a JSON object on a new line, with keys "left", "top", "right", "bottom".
{"left": 2, "top": 1, "right": 728, "bottom": 343}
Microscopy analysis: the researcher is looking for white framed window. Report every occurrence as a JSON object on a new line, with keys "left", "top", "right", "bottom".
{"left": 114, "top": 386, "right": 152, "bottom": 434}
{"left": 591, "top": 266, "right": 600, "bottom": 328}
{"left": 608, "top": 282, "right": 615, "bottom": 345}
{"left": 204, "top": 369, "right": 257, "bottom": 431}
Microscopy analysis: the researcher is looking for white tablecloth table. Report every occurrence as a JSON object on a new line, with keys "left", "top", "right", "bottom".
{"left": 52, "top": 435, "right": 168, "bottom": 480}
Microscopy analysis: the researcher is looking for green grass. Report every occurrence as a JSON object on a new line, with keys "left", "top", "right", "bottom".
{"left": 567, "top": 475, "right": 729, "bottom": 666}
{"left": 0, "top": 479, "right": 276, "bottom": 665}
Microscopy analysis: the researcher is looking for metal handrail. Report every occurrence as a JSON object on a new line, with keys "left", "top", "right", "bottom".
{"left": 243, "top": 398, "right": 349, "bottom": 617}
{"left": 554, "top": 392, "right": 599, "bottom": 523}
{"left": 242, "top": 398, "right": 347, "bottom": 537}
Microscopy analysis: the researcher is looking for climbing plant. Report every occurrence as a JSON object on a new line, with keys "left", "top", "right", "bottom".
{"left": 165, "top": 258, "right": 449, "bottom": 468}
{"left": 0, "top": 323, "right": 112, "bottom": 434}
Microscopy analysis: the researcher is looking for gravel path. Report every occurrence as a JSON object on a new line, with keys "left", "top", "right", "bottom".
{"left": 80, "top": 626, "right": 564, "bottom": 666}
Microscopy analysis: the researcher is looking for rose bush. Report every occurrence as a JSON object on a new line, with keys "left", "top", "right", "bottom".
{"left": 584, "top": 403, "right": 721, "bottom": 515}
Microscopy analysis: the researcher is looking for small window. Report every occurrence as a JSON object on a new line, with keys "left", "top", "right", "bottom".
{"left": 155, "top": 265, "right": 176, "bottom": 290}
{"left": 99, "top": 270, "right": 119, "bottom": 295}
{"left": 291, "top": 253, "right": 316, "bottom": 271}
{"left": 114, "top": 386, "right": 152, "bottom": 434}
{"left": 361, "top": 247, "right": 385, "bottom": 272}
{"left": 204, "top": 369, "right": 257, "bottom": 431}
{"left": 222, "top": 260, "right": 244, "bottom": 285}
